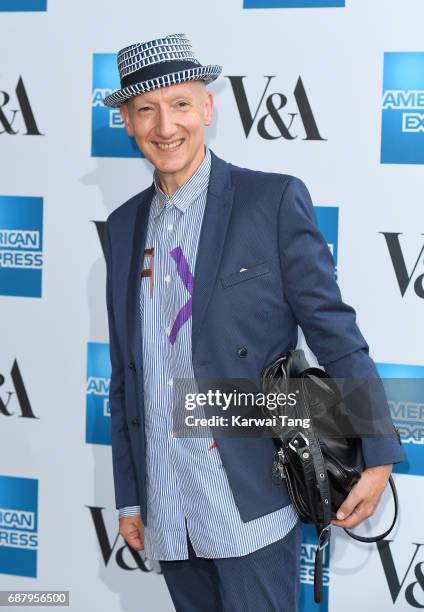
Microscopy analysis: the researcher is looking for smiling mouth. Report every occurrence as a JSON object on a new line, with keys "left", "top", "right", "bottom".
{"left": 154, "top": 139, "right": 185, "bottom": 151}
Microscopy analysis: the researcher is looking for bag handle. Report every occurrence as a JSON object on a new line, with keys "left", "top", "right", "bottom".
{"left": 312, "top": 473, "right": 398, "bottom": 603}
{"left": 344, "top": 475, "right": 398, "bottom": 542}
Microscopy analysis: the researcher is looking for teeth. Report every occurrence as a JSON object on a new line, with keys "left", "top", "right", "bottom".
{"left": 157, "top": 140, "right": 183, "bottom": 150}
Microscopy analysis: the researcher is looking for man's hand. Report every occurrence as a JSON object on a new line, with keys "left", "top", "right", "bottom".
{"left": 119, "top": 515, "right": 144, "bottom": 551}
{"left": 331, "top": 464, "right": 392, "bottom": 530}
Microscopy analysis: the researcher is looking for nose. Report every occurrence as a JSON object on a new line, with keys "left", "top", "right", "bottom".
{"left": 156, "top": 106, "right": 177, "bottom": 140}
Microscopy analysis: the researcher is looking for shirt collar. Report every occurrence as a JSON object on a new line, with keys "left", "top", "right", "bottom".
{"left": 152, "top": 147, "right": 211, "bottom": 218}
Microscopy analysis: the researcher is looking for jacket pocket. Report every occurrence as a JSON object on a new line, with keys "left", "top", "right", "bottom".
{"left": 220, "top": 262, "right": 270, "bottom": 288}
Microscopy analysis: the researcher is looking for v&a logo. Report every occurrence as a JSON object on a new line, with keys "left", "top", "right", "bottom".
{"left": 0, "top": 359, "right": 37, "bottom": 419}
{"left": 87, "top": 506, "right": 160, "bottom": 573}
{"left": 377, "top": 539, "right": 424, "bottom": 608}
{"left": 380, "top": 232, "right": 424, "bottom": 299}
{"left": 0, "top": 77, "right": 43, "bottom": 136}
{"left": 226, "top": 76, "right": 325, "bottom": 141}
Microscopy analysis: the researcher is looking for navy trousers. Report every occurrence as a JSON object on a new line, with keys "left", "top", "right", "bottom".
{"left": 159, "top": 520, "right": 302, "bottom": 612}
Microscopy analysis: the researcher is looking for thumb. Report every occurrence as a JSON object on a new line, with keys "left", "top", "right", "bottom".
{"left": 336, "top": 487, "right": 362, "bottom": 521}
{"left": 127, "top": 526, "right": 144, "bottom": 550}
{"left": 120, "top": 517, "right": 144, "bottom": 550}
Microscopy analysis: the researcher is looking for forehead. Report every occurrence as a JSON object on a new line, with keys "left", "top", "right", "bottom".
{"left": 131, "top": 81, "right": 204, "bottom": 105}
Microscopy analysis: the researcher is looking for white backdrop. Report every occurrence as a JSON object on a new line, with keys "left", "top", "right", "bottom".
{"left": 1, "top": 0, "right": 423, "bottom": 610}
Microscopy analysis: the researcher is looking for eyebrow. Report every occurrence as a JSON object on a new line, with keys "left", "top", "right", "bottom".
{"left": 136, "top": 93, "right": 194, "bottom": 106}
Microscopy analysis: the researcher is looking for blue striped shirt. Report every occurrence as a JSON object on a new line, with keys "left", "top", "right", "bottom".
{"left": 119, "top": 147, "right": 298, "bottom": 560}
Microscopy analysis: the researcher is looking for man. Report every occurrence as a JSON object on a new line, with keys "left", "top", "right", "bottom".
{"left": 103, "top": 34, "right": 405, "bottom": 611}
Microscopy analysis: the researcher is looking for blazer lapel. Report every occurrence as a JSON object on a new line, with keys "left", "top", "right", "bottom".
{"left": 126, "top": 184, "right": 155, "bottom": 367}
{"left": 192, "top": 151, "right": 235, "bottom": 354}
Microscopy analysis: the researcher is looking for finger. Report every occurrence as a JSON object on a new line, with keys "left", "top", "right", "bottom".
{"left": 335, "top": 487, "right": 364, "bottom": 521}
{"left": 125, "top": 532, "right": 144, "bottom": 550}
{"left": 129, "top": 537, "right": 144, "bottom": 551}
{"left": 121, "top": 526, "right": 144, "bottom": 548}
{"left": 331, "top": 502, "right": 374, "bottom": 529}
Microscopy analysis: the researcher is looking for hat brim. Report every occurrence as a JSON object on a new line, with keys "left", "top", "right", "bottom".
{"left": 103, "top": 64, "right": 222, "bottom": 108}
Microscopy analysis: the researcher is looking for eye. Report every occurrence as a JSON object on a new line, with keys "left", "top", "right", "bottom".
{"left": 177, "top": 101, "right": 190, "bottom": 108}
{"left": 137, "top": 106, "right": 152, "bottom": 113}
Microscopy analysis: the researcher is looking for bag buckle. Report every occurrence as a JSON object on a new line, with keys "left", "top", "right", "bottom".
{"left": 318, "top": 525, "right": 331, "bottom": 551}
{"left": 288, "top": 431, "right": 309, "bottom": 452}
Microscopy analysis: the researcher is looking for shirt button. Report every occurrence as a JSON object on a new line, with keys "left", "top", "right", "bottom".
{"left": 167, "top": 224, "right": 174, "bottom": 232}
{"left": 169, "top": 378, "right": 174, "bottom": 386}
{"left": 165, "top": 327, "right": 171, "bottom": 336}
{"left": 237, "top": 346, "right": 248, "bottom": 358}
{"left": 164, "top": 275, "right": 171, "bottom": 283}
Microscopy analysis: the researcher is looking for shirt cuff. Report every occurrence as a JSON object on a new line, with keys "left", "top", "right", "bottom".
{"left": 119, "top": 505, "right": 141, "bottom": 518}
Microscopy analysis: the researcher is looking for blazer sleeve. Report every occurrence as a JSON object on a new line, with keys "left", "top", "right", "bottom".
{"left": 277, "top": 177, "right": 405, "bottom": 468}
{"left": 105, "top": 220, "right": 140, "bottom": 509}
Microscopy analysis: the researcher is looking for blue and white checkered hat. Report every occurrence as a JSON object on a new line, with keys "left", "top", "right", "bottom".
{"left": 103, "top": 33, "right": 222, "bottom": 108}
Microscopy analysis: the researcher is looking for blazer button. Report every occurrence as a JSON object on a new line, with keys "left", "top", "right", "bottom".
{"left": 128, "top": 361, "right": 136, "bottom": 372}
{"left": 131, "top": 418, "right": 140, "bottom": 428}
{"left": 237, "top": 346, "right": 248, "bottom": 358}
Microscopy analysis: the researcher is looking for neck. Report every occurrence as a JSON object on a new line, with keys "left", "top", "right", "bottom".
{"left": 157, "top": 145, "right": 206, "bottom": 195}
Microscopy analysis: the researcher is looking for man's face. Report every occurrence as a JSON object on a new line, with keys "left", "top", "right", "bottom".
{"left": 120, "top": 81, "right": 213, "bottom": 184}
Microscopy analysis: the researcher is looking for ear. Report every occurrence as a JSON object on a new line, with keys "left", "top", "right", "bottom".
{"left": 120, "top": 102, "right": 134, "bottom": 136}
{"left": 203, "top": 91, "right": 214, "bottom": 127}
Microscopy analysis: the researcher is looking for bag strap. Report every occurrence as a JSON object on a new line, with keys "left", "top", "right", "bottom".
{"left": 296, "top": 365, "right": 399, "bottom": 544}
{"left": 344, "top": 474, "right": 398, "bottom": 542}
{"left": 287, "top": 435, "right": 331, "bottom": 604}
{"left": 314, "top": 524, "right": 331, "bottom": 604}
{"left": 287, "top": 372, "right": 333, "bottom": 605}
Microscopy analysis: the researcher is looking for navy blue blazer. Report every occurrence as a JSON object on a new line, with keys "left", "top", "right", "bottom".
{"left": 105, "top": 149, "right": 405, "bottom": 526}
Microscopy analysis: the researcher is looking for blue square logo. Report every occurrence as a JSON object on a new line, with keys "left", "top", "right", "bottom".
{"left": 0, "top": 475, "right": 38, "bottom": 578}
{"left": 299, "top": 524, "right": 329, "bottom": 611}
{"left": 0, "top": 196, "right": 43, "bottom": 298}
{"left": 86, "top": 342, "right": 111, "bottom": 445}
{"left": 377, "top": 363, "right": 424, "bottom": 476}
{"left": 91, "top": 54, "right": 141, "bottom": 158}
{"left": 314, "top": 206, "right": 339, "bottom": 275}
{"left": 381, "top": 52, "right": 424, "bottom": 164}
{"left": 0, "top": 0, "right": 46, "bottom": 10}
{"left": 244, "top": 0, "right": 344, "bottom": 8}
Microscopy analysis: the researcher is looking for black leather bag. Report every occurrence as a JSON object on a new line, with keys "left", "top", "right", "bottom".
{"left": 260, "top": 349, "right": 399, "bottom": 603}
